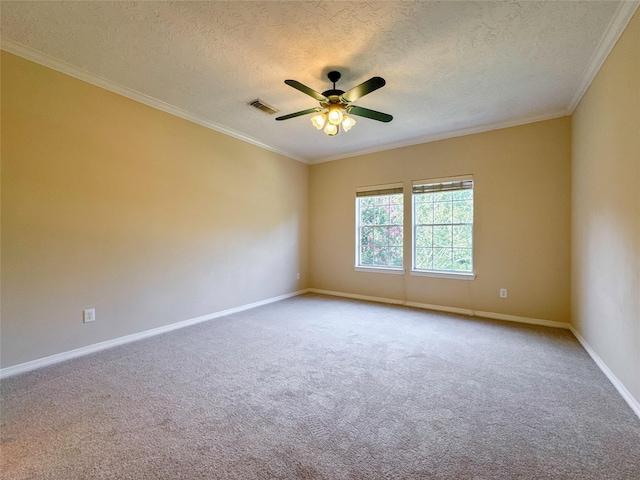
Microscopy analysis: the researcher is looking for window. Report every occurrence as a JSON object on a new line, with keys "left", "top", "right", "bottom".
{"left": 412, "top": 176, "right": 474, "bottom": 276}
{"left": 355, "top": 185, "right": 404, "bottom": 271}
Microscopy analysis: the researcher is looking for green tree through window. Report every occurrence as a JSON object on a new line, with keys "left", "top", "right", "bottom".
{"left": 356, "top": 188, "right": 403, "bottom": 269}
{"left": 413, "top": 178, "right": 473, "bottom": 273}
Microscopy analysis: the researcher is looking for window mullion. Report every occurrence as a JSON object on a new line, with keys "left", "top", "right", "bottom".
{"left": 411, "top": 177, "right": 474, "bottom": 274}
{"left": 356, "top": 190, "right": 404, "bottom": 270}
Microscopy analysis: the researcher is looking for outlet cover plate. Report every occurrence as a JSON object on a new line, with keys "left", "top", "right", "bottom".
{"left": 83, "top": 308, "right": 96, "bottom": 323}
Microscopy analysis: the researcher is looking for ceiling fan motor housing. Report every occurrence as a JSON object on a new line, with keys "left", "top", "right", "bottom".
{"left": 322, "top": 91, "right": 346, "bottom": 102}
{"left": 323, "top": 71, "right": 345, "bottom": 100}
{"left": 327, "top": 71, "right": 341, "bottom": 84}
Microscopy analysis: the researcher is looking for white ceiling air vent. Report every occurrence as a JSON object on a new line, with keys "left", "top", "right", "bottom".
{"left": 249, "top": 99, "right": 279, "bottom": 115}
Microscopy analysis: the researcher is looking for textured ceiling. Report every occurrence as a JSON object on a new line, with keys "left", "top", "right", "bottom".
{"left": 1, "top": 1, "right": 636, "bottom": 163}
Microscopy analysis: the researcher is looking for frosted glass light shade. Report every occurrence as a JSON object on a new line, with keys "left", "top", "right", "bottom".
{"left": 324, "top": 123, "right": 338, "bottom": 136}
{"left": 327, "top": 106, "right": 344, "bottom": 126}
{"left": 342, "top": 116, "right": 356, "bottom": 132}
{"left": 311, "top": 113, "right": 326, "bottom": 130}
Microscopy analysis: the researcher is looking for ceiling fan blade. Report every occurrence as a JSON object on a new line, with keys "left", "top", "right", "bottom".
{"left": 341, "top": 77, "right": 386, "bottom": 102}
{"left": 275, "top": 107, "right": 322, "bottom": 121}
{"left": 284, "top": 80, "right": 327, "bottom": 101}
{"left": 346, "top": 105, "right": 393, "bottom": 123}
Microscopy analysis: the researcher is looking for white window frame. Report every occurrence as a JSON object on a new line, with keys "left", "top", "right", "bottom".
{"left": 354, "top": 183, "right": 404, "bottom": 274}
{"left": 411, "top": 175, "right": 476, "bottom": 280}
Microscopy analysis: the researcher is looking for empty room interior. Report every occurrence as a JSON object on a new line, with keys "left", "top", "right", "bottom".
{"left": 1, "top": 1, "right": 639, "bottom": 478}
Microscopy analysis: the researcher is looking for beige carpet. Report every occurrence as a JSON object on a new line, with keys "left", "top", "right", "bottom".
{"left": 2, "top": 293, "right": 639, "bottom": 479}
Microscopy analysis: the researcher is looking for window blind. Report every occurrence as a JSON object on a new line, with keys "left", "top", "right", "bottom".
{"left": 412, "top": 179, "right": 473, "bottom": 194}
{"left": 356, "top": 187, "right": 404, "bottom": 197}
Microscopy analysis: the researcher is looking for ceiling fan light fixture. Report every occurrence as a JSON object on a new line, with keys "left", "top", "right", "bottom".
{"left": 324, "top": 123, "right": 338, "bottom": 136}
{"left": 311, "top": 113, "right": 327, "bottom": 130}
{"left": 276, "top": 71, "right": 392, "bottom": 136}
{"left": 342, "top": 115, "right": 356, "bottom": 132}
{"left": 327, "top": 105, "right": 344, "bottom": 126}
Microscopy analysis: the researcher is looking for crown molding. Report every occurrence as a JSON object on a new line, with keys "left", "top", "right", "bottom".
{"left": 312, "top": 0, "right": 639, "bottom": 167}
{"left": 4, "top": 0, "right": 637, "bottom": 168}
{"left": 309, "top": 109, "right": 569, "bottom": 165}
{"left": 1, "top": 39, "right": 309, "bottom": 164}
{"left": 567, "top": 0, "right": 640, "bottom": 113}
{"left": 3, "top": 40, "right": 567, "bottom": 167}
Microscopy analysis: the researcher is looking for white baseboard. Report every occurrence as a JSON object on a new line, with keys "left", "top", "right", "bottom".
{"left": 0, "top": 289, "right": 310, "bottom": 379}
{"left": 471, "top": 309, "right": 570, "bottom": 330}
{"left": 570, "top": 327, "right": 640, "bottom": 420}
{"left": 7, "top": 287, "right": 638, "bottom": 421}
{"left": 308, "top": 288, "right": 571, "bottom": 330}
{"left": 309, "top": 288, "right": 406, "bottom": 306}
{"left": 310, "top": 288, "right": 639, "bottom": 419}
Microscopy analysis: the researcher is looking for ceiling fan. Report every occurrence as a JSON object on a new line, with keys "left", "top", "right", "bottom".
{"left": 275, "top": 71, "right": 393, "bottom": 136}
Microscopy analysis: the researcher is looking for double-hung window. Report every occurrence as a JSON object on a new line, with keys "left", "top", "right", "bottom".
{"left": 355, "top": 184, "right": 404, "bottom": 271}
{"left": 412, "top": 176, "right": 474, "bottom": 277}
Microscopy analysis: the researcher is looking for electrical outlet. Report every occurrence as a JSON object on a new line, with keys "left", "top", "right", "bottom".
{"left": 499, "top": 288, "right": 508, "bottom": 299}
{"left": 83, "top": 308, "right": 96, "bottom": 323}
{"left": 297, "top": 273, "right": 300, "bottom": 280}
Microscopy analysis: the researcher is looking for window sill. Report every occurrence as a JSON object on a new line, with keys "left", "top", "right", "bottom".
{"left": 354, "top": 266, "right": 405, "bottom": 275}
{"left": 410, "top": 270, "right": 476, "bottom": 280}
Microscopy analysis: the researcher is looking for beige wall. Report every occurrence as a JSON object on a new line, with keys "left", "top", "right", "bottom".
{"left": 1, "top": 52, "right": 309, "bottom": 368}
{"left": 310, "top": 117, "right": 572, "bottom": 323}
{"left": 3, "top": 11, "right": 637, "bottom": 415}
{"left": 571, "top": 10, "right": 640, "bottom": 405}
